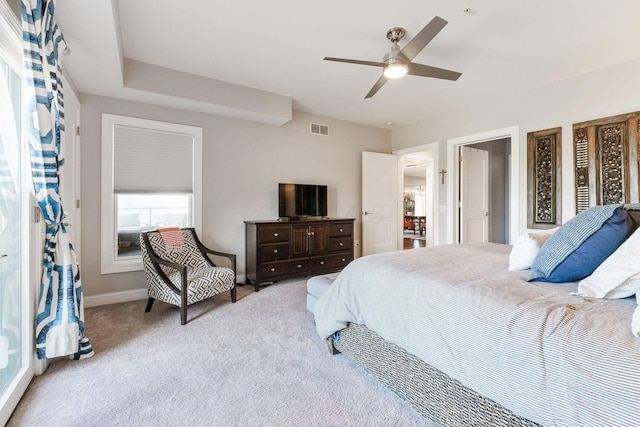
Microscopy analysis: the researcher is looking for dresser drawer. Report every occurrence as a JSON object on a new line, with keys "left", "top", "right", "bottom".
{"left": 311, "top": 253, "right": 353, "bottom": 271}
{"left": 328, "top": 236, "right": 352, "bottom": 252}
{"left": 258, "top": 226, "right": 290, "bottom": 243}
{"left": 258, "top": 242, "right": 290, "bottom": 261}
{"left": 259, "top": 258, "right": 310, "bottom": 279}
{"left": 329, "top": 223, "right": 352, "bottom": 237}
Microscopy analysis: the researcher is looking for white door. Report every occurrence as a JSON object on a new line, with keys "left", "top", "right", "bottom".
{"left": 362, "top": 151, "right": 398, "bottom": 255}
{"left": 460, "top": 146, "right": 489, "bottom": 243}
{"left": 60, "top": 82, "right": 81, "bottom": 259}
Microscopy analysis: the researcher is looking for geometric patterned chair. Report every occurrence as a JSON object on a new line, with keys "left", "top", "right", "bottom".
{"left": 140, "top": 227, "right": 236, "bottom": 325}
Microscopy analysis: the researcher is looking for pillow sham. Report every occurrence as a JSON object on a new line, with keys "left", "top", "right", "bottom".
{"left": 577, "top": 226, "right": 640, "bottom": 298}
{"left": 508, "top": 228, "right": 558, "bottom": 271}
{"left": 529, "top": 204, "right": 634, "bottom": 283}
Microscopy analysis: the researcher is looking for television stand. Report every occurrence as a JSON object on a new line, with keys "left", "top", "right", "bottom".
{"left": 244, "top": 218, "right": 355, "bottom": 291}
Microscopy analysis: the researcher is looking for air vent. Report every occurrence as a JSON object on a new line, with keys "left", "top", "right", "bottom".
{"left": 310, "top": 122, "right": 329, "bottom": 136}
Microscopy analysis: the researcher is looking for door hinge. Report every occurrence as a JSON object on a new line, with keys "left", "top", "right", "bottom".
{"left": 76, "top": 199, "right": 80, "bottom": 209}
{"left": 458, "top": 154, "right": 463, "bottom": 162}
{"left": 76, "top": 126, "right": 80, "bottom": 136}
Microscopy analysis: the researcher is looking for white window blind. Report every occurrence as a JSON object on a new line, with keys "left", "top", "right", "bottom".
{"left": 113, "top": 125, "right": 194, "bottom": 193}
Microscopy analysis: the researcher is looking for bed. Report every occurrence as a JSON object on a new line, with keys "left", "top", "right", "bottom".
{"left": 314, "top": 204, "right": 640, "bottom": 427}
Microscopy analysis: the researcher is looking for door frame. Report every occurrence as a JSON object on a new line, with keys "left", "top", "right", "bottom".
{"left": 446, "top": 126, "right": 520, "bottom": 244}
{"left": 393, "top": 142, "right": 439, "bottom": 247}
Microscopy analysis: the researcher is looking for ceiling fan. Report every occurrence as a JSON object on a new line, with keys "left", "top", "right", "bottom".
{"left": 324, "top": 16, "right": 462, "bottom": 99}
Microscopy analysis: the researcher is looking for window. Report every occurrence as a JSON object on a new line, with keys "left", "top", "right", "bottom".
{"left": 101, "top": 114, "right": 202, "bottom": 273}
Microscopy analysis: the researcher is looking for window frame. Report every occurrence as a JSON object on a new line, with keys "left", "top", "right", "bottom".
{"left": 100, "top": 114, "right": 202, "bottom": 274}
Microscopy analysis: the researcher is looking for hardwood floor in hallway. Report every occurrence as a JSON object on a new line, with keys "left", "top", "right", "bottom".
{"left": 403, "top": 237, "right": 426, "bottom": 250}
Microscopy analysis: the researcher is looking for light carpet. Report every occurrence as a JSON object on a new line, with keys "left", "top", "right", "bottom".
{"left": 7, "top": 279, "right": 432, "bottom": 426}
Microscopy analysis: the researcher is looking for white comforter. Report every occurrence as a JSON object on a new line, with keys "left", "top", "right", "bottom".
{"left": 314, "top": 243, "right": 640, "bottom": 427}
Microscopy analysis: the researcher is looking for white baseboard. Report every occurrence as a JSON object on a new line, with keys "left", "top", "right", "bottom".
{"left": 83, "top": 274, "right": 247, "bottom": 308}
{"left": 84, "top": 288, "right": 147, "bottom": 308}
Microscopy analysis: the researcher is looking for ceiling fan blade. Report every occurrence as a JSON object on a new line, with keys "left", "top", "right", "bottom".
{"left": 324, "top": 57, "right": 384, "bottom": 68}
{"left": 365, "top": 75, "right": 388, "bottom": 99}
{"left": 400, "top": 16, "right": 448, "bottom": 62}
{"left": 407, "top": 63, "right": 462, "bottom": 81}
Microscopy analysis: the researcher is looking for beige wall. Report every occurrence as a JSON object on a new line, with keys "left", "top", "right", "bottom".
{"left": 80, "top": 94, "right": 391, "bottom": 297}
{"left": 393, "top": 57, "right": 640, "bottom": 244}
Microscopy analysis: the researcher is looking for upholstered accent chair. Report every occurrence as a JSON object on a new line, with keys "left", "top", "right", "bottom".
{"left": 140, "top": 228, "right": 236, "bottom": 324}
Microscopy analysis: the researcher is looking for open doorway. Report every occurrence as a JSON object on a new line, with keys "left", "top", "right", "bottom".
{"left": 458, "top": 139, "right": 510, "bottom": 244}
{"left": 402, "top": 155, "right": 430, "bottom": 250}
{"left": 446, "top": 126, "right": 520, "bottom": 245}
{"left": 394, "top": 142, "right": 439, "bottom": 250}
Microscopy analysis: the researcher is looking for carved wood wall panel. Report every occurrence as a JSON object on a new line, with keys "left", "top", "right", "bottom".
{"left": 573, "top": 111, "right": 640, "bottom": 213}
{"left": 527, "top": 127, "right": 562, "bottom": 229}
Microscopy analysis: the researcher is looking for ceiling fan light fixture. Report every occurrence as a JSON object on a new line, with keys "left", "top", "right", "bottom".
{"left": 383, "top": 61, "right": 408, "bottom": 79}
{"left": 383, "top": 43, "right": 408, "bottom": 79}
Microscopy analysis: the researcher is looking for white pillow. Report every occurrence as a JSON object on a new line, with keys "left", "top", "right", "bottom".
{"left": 577, "top": 226, "right": 640, "bottom": 298}
{"left": 633, "top": 293, "right": 640, "bottom": 337}
{"left": 508, "top": 228, "right": 558, "bottom": 271}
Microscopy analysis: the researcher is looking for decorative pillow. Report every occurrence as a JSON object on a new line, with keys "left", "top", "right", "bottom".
{"left": 633, "top": 293, "right": 640, "bottom": 337}
{"left": 508, "top": 228, "right": 558, "bottom": 271}
{"left": 158, "top": 227, "right": 184, "bottom": 247}
{"left": 529, "top": 204, "right": 634, "bottom": 283}
{"left": 624, "top": 203, "right": 640, "bottom": 229}
{"left": 577, "top": 227, "right": 640, "bottom": 298}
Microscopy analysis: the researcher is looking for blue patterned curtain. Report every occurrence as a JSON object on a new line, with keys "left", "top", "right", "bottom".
{"left": 22, "top": 0, "right": 93, "bottom": 360}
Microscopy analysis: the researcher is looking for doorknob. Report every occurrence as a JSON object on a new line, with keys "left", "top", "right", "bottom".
{"left": 486, "top": 212, "right": 490, "bottom": 216}
{"left": 363, "top": 211, "right": 371, "bottom": 215}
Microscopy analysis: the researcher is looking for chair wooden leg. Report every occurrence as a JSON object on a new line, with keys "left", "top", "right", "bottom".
{"left": 180, "top": 305, "right": 187, "bottom": 325}
{"left": 231, "top": 286, "right": 237, "bottom": 303}
{"left": 145, "top": 298, "right": 155, "bottom": 313}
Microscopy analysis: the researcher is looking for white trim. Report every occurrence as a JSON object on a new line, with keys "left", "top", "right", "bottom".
{"left": 446, "top": 126, "right": 520, "bottom": 244}
{"left": 84, "top": 288, "right": 148, "bottom": 308}
{"left": 100, "top": 114, "right": 203, "bottom": 274}
{"left": 84, "top": 274, "right": 247, "bottom": 307}
{"left": 393, "top": 142, "right": 440, "bottom": 247}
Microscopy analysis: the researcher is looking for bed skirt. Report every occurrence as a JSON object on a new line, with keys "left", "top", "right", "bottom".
{"left": 328, "top": 323, "right": 541, "bottom": 427}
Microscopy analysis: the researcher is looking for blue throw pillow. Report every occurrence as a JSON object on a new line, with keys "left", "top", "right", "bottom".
{"left": 529, "top": 204, "right": 634, "bottom": 283}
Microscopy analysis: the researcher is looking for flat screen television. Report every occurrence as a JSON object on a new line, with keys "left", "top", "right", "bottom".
{"left": 278, "top": 183, "right": 328, "bottom": 219}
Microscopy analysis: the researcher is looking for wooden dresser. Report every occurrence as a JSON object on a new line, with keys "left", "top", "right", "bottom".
{"left": 244, "top": 218, "right": 355, "bottom": 291}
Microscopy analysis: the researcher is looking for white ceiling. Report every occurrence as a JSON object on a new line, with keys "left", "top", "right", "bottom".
{"left": 56, "top": 0, "right": 640, "bottom": 128}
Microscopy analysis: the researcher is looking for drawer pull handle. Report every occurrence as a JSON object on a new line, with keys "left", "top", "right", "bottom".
{"left": 341, "top": 258, "right": 346, "bottom": 262}
{"left": 270, "top": 267, "right": 276, "bottom": 272}
{"left": 320, "top": 261, "right": 325, "bottom": 265}
{"left": 297, "top": 264, "right": 302, "bottom": 268}
{"left": 273, "top": 249, "right": 279, "bottom": 254}
{"left": 339, "top": 242, "right": 344, "bottom": 247}
{"left": 339, "top": 228, "right": 343, "bottom": 232}
{"left": 274, "top": 232, "right": 278, "bottom": 237}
